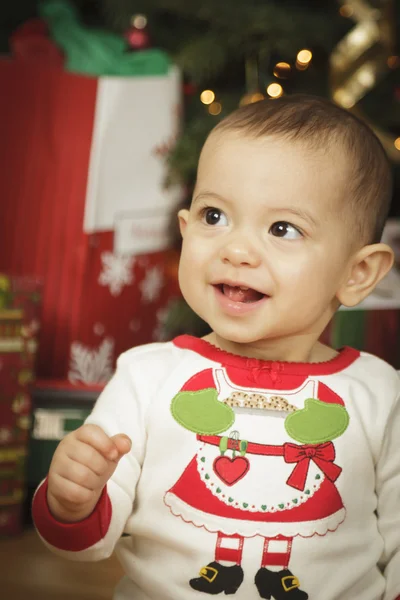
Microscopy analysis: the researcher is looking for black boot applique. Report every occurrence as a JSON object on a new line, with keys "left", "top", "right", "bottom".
{"left": 190, "top": 561, "right": 244, "bottom": 595}
{"left": 255, "top": 567, "right": 308, "bottom": 599}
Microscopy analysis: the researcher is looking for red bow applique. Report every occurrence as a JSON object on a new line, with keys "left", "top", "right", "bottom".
{"left": 284, "top": 442, "right": 342, "bottom": 491}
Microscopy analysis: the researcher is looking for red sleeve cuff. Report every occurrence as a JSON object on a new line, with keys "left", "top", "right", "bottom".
{"left": 32, "top": 478, "right": 112, "bottom": 551}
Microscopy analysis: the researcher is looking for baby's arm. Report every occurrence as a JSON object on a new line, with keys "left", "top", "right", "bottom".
{"left": 32, "top": 352, "right": 145, "bottom": 561}
{"left": 376, "top": 379, "right": 400, "bottom": 600}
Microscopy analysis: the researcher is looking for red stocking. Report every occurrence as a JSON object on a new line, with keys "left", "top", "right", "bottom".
{"left": 261, "top": 536, "right": 293, "bottom": 571}
{"left": 215, "top": 532, "right": 244, "bottom": 566}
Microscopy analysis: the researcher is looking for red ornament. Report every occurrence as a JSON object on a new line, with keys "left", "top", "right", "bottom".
{"left": 124, "top": 15, "right": 151, "bottom": 51}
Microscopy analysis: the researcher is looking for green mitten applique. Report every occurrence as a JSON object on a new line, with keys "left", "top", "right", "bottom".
{"left": 171, "top": 388, "right": 235, "bottom": 434}
{"left": 285, "top": 398, "right": 349, "bottom": 444}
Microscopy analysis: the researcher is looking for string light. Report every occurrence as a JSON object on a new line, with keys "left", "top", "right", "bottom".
{"left": 297, "top": 49, "right": 312, "bottom": 65}
{"left": 273, "top": 62, "right": 291, "bottom": 79}
{"left": 132, "top": 14, "right": 147, "bottom": 29}
{"left": 266, "top": 83, "right": 283, "bottom": 98}
{"left": 339, "top": 5, "right": 354, "bottom": 18}
{"left": 249, "top": 92, "right": 264, "bottom": 103}
{"left": 395, "top": 138, "right": 400, "bottom": 151}
{"left": 296, "top": 49, "right": 312, "bottom": 71}
{"left": 200, "top": 90, "right": 215, "bottom": 105}
{"left": 208, "top": 102, "right": 222, "bottom": 116}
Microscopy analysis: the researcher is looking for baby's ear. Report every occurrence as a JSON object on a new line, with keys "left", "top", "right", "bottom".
{"left": 336, "top": 243, "right": 394, "bottom": 308}
{"left": 178, "top": 209, "right": 189, "bottom": 238}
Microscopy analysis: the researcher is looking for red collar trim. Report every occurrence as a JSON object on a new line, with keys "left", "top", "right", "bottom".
{"left": 172, "top": 335, "right": 360, "bottom": 376}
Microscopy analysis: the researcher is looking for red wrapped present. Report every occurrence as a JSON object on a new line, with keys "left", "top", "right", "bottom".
{"left": 0, "top": 20, "right": 182, "bottom": 383}
{"left": 10, "top": 19, "right": 64, "bottom": 67}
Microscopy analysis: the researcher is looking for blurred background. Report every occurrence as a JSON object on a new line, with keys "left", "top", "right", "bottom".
{"left": 0, "top": 1, "right": 399, "bottom": 598}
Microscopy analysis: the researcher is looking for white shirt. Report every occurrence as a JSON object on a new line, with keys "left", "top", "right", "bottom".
{"left": 33, "top": 335, "right": 400, "bottom": 600}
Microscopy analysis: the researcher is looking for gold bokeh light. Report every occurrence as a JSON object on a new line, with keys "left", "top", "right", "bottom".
{"left": 208, "top": 102, "right": 222, "bottom": 116}
{"left": 132, "top": 14, "right": 147, "bottom": 29}
{"left": 339, "top": 5, "right": 354, "bottom": 18}
{"left": 297, "top": 49, "right": 312, "bottom": 65}
{"left": 200, "top": 90, "right": 216, "bottom": 105}
{"left": 273, "top": 62, "right": 291, "bottom": 79}
{"left": 266, "top": 83, "right": 283, "bottom": 98}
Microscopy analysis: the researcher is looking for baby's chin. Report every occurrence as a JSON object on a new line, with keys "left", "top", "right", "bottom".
{"left": 211, "top": 328, "right": 271, "bottom": 347}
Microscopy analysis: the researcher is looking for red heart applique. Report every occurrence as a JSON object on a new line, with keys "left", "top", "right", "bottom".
{"left": 213, "top": 455, "right": 250, "bottom": 486}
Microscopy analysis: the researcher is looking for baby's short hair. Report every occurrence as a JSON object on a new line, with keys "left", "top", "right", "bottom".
{"left": 213, "top": 94, "right": 392, "bottom": 245}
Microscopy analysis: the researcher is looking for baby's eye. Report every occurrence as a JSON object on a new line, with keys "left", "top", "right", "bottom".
{"left": 269, "top": 221, "right": 302, "bottom": 240}
{"left": 202, "top": 207, "right": 228, "bottom": 226}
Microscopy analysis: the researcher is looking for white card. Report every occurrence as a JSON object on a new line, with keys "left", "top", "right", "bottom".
{"left": 114, "top": 210, "right": 172, "bottom": 255}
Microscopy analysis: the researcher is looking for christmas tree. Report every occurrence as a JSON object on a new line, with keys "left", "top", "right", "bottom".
{"left": 3, "top": 1, "right": 398, "bottom": 202}
{"left": 97, "top": 0, "right": 400, "bottom": 200}
{"left": 1, "top": 0, "right": 399, "bottom": 339}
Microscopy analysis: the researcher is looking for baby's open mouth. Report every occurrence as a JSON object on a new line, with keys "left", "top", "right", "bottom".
{"left": 216, "top": 284, "right": 265, "bottom": 303}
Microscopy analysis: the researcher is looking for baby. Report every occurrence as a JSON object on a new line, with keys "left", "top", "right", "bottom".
{"left": 33, "top": 94, "right": 399, "bottom": 600}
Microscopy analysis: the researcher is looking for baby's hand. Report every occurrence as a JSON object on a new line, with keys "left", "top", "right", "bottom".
{"left": 47, "top": 424, "right": 131, "bottom": 523}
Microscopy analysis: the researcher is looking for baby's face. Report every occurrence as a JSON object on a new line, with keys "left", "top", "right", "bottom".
{"left": 178, "top": 131, "right": 355, "bottom": 349}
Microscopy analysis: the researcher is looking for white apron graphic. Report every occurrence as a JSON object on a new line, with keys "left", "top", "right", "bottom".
{"left": 165, "top": 368, "right": 346, "bottom": 538}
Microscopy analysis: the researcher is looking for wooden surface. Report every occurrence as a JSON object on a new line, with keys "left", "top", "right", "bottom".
{"left": 0, "top": 527, "right": 123, "bottom": 600}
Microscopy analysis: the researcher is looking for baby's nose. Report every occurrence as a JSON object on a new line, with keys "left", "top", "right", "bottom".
{"left": 220, "top": 237, "right": 262, "bottom": 267}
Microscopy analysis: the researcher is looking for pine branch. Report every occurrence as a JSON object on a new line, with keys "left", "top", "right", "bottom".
{"left": 101, "top": 0, "right": 341, "bottom": 83}
{"left": 176, "top": 34, "right": 234, "bottom": 83}
{"left": 102, "top": 0, "right": 342, "bottom": 43}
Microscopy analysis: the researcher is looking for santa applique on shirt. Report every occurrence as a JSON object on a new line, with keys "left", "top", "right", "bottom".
{"left": 164, "top": 341, "right": 351, "bottom": 599}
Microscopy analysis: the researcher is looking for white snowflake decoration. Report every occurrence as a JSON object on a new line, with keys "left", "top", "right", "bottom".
{"left": 68, "top": 338, "right": 114, "bottom": 385}
{"left": 140, "top": 266, "right": 164, "bottom": 303}
{"left": 98, "top": 251, "right": 135, "bottom": 297}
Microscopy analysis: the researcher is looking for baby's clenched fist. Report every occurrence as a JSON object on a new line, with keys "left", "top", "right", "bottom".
{"left": 47, "top": 424, "right": 131, "bottom": 523}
